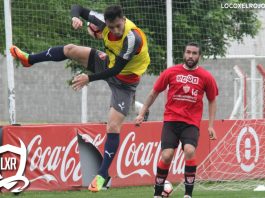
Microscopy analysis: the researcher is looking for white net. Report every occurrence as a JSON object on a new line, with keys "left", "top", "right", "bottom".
{"left": 195, "top": 119, "right": 265, "bottom": 191}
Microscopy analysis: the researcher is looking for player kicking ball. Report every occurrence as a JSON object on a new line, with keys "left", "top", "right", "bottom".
{"left": 135, "top": 42, "right": 218, "bottom": 198}
{"left": 10, "top": 4, "right": 150, "bottom": 192}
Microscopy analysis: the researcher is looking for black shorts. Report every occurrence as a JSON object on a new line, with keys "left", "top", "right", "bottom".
{"left": 87, "top": 48, "right": 138, "bottom": 116}
{"left": 161, "top": 121, "right": 199, "bottom": 150}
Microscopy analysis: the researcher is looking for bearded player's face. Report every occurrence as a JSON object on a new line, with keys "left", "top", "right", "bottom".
{"left": 106, "top": 17, "right": 126, "bottom": 37}
{"left": 183, "top": 46, "right": 201, "bottom": 68}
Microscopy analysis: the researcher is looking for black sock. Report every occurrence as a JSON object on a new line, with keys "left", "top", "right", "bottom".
{"left": 154, "top": 160, "right": 170, "bottom": 196}
{"left": 98, "top": 133, "right": 120, "bottom": 179}
{"left": 28, "top": 46, "right": 67, "bottom": 65}
{"left": 184, "top": 159, "right": 197, "bottom": 197}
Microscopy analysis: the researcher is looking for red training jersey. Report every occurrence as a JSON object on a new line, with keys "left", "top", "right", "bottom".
{"left": 153, "top": 64, "right": 218, "bottom": 128}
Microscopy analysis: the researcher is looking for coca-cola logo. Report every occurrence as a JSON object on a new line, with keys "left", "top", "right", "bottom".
{"left": 26, "top": 130, "right": 185, "bottom": 184}
{"left": 117, "top": 132, "right": 185, "bottom": 178}
{"left": 27, "top": 135, "right": 82, "bottom": 183}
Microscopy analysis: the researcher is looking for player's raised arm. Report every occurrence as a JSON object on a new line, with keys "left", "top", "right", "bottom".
{"left": 71, "top": 5, "right": 106, "bottom": 31}
{"left": 71, "top": 5, "right": 87, "bottom": 29}
{"left": 71, "top": 5, "right": 90, "bottom": 20}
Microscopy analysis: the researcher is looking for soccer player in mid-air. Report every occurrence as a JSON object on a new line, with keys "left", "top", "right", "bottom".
{"left": 135, "top": 42, "right": 218, "bottom": 198}
{"left": 10, "top": 4, "right": 150, "bottom": 192}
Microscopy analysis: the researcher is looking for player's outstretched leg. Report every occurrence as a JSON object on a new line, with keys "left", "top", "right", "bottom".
{"left": 10, "top": 44, "right": 91, "bottom": 69}
{"left": 10, "top": 45, "right": 67, "bottom": 67}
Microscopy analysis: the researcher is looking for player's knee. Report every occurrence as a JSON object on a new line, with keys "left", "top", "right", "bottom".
{"left": 107, "top": 122, "right": 121, "bottom": 133}
{"left": 161, "top": 150, "right": 174, "bottom": 164}
{"left": 184, "top": 145, "right": 196, "bottom": 159}
{"left": 64, "top": 44, "right": 76, "bottom": 57}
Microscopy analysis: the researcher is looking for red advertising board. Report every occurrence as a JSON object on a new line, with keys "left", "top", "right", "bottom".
{"left": 1, "top": 120, "right": 264, "bottom": 191}
{"left": 2, "top": 125, "right": 82, "bottom": 190}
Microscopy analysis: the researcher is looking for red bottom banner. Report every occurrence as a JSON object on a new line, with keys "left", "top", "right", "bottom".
{"left": 0, "top": 120, "right": 264, "bottom": 191}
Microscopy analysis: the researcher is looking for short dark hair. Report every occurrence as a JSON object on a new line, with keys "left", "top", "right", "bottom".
{"left": 104, "top": 5, "right": 124, "bottom": 22}
{"left": 184, "top": 42, "right": 201, "bottom": 55}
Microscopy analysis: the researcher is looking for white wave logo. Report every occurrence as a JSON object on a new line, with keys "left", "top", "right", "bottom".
{"left": 0, "top": 138, "right": 29, "bottom": 192}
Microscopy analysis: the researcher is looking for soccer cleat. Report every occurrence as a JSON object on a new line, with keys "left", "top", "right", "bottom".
{"left": 184, "top": 195, "right": 192, "bottom": 198}
{"left": 88, "top": 175, "right": 105, "bottom": 192}
{"left": 10, "top": 45, "right": 31, "bottom": 67}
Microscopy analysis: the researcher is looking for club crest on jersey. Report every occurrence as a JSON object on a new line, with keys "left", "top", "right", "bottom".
{"left": 176, "top": 74, "right": 199, "bottom": 84}
{"left": 183, "top": 85, "right": 190, "bottom": 93}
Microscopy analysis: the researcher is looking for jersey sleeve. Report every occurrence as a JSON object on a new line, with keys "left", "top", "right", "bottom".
{"left": 87, "top": 10, "right": 106, "bottom": 31}
{"left": 205, "top": 73, "right": 219, "bottom": 101}
{"left": 118, "top": 29, "right": 142, "bottom": 61}
{"left": 71, "top": 5, "right": 106, "bottom": 31}
{"left": 153, "top": 69, "right": 169, "bottom": 93}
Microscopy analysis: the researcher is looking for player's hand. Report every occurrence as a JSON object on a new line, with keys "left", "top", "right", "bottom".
{"left": 72, "top": 73, "right": 89, "bottom": 91}
{"left": 72, "top": 17, "right": 83, "bottom": 30}
{"left": 134, "top": 114, "right": 144, "bottom": 127}
{"left": 208, "top": 127, "right": 217, "bottom": 140}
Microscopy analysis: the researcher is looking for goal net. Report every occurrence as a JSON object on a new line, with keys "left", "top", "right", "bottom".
{"left": 195, "top": 119, "right": 265, "bottom": 191}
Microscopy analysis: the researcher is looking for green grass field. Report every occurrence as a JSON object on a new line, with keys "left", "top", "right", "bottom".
{"left": 1, "top": 186, "right": 265, "bottom": 198}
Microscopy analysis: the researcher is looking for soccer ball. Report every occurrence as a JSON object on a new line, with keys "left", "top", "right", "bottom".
{"left": 161, "top": 180, "right": 173, "bottom": 197}
{"left": 87, "top": 22, "right": 103, "bottom": 39}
